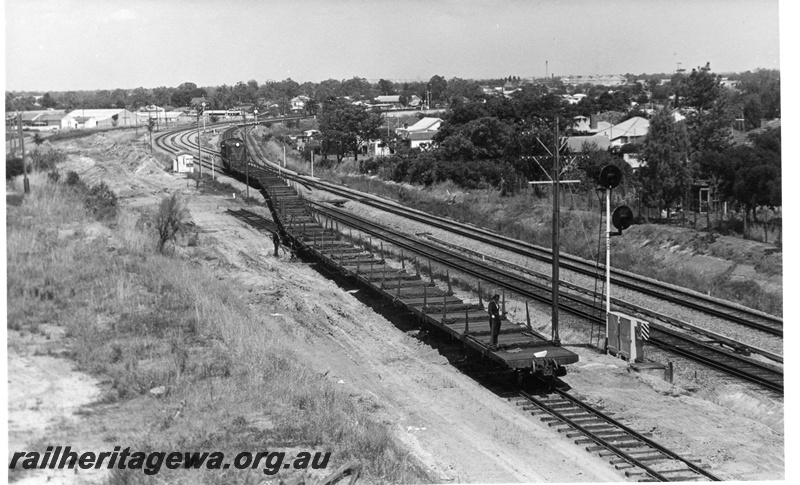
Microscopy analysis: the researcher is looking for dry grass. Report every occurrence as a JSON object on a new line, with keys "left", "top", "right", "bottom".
{"left": 6, "top": 174, "right": 431, "bottom": 483}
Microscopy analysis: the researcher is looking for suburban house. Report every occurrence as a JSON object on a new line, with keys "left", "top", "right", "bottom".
{"left": 562, "top": 93, "right": 588, "bottom": 105}
{"left": 64, "top": 108, "right": 137, "bottom": 129}
{"left": 565, "top": 116, "right": 650, "bottom": 169}
{"left": 291, "top": 95, "right": 310, "bottom": 112}
{"left": 372, "top": 95, "right": 402, "bottom": 110}
{"left": 572, "top": 114, "right": 611, "bottom": 134}
{"left": 406, "top": 95, "right": 423, "bottom": 108}
{"left": 399, "top": 116, "right": 443, "bottom": 150}
{"left": 595, "top": 116, "right": 650, "bottom": 147}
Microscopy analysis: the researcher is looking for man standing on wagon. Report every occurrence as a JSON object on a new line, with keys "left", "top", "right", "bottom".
{"left": 488, "top": 294, "right": 502, "bottom": 350}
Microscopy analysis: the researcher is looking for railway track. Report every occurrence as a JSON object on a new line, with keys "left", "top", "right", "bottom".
{"left": 306, "top": 202, "right": 784, "bottom": 394}
{"left": 512, "top": 389, "right": 721, "bottom": 482}
{"left": 233, "top": 174, "right": 727, "bottom": 482}
{"left": 220, "top": 208, "right": 729, "bottom": 481}
{"left": 238, "top": 139, "right": 782, "bottom": 340}
{"left": 156, "top": 124, "right": 784, "bottom": 394}
{"left": 299, "top": 177, "right": 781, "bottom": 337}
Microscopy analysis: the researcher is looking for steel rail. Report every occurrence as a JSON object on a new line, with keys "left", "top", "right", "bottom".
{"left": 248, "top": 161, "right": 781, "bottom": 336}
{"left": 310, "top": 202, "right": 784, "bottom": 394}
{"left": 520, "top": 389, "right": 721, "bottom": 481}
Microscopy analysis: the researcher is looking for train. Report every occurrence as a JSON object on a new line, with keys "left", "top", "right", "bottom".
{"left": 219, "top": 128, "right": 247, "bottom": 173}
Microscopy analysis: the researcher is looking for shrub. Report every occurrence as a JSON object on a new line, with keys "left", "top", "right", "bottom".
{"left": 85, "top": 182, "right": 118, "bottom": 220}
{"left": 47, "top": 170, "right": 60, "bottom": 184}
{"left": 5, "top": 156, "right": 25, "bottom": 180}
{"left": 28, "top": 148, "right": 67, "bottom": 172}
{"left": 148, "top": 192, "right": 191, "bottom": 253}
{"left": 65, "top": 171, "right": 82, "bottom": 186}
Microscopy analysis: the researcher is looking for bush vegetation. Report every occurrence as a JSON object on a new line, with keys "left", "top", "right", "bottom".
{"left": 6, "top": 155, "right": 25, "bottom": 180}
{"left": 148, "top": 192, "right": 191, "bottom": 253}
{"left": 6, "top": 171, "right": 430, "bottom": 483}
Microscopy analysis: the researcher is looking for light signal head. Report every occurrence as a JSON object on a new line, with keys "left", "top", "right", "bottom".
{"left": 598, "top": 164, "right": 622, "bottom": 189}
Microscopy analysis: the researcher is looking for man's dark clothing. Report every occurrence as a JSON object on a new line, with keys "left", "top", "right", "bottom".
{"left": 272, "top": 232, "right": 280, "bottom": 256}
{"left": 488, "top": 299, "right": 501, "bottom": 347}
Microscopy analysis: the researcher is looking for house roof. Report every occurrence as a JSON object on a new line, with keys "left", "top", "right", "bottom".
{"left": 19, "top": 110, "right": 66, "bottom": 121}
{"left": 565, "top": 135, "right": 611, "bottom": 153}
{"left": 375, "top": 95, "right": 401, "bottom": 103}
{"left": 596, "top": 116, "right": 649, "bottom": 140}
{"left": 66, "top": 109, "right": 130, "bottom": 121}
{"left": 40, "top": 112, "right": 68, "bottom": 122}
{"left": 406, "top": 117, "right": 442, "bottom": 132}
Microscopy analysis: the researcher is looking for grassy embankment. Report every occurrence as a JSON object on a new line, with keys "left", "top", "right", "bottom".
{"left": 257, "top": 138, "right": 781, "bottom": 317}
{"left": 6, "top": 170, "right": 431, "bottom": 483}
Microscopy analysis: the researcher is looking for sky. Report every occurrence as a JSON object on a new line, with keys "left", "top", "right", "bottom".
{"left": 2, "top": 0, "right": 789, "bottom": 92}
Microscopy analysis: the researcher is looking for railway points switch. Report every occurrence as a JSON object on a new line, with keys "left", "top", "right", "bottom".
{"left": 606, "top": 311, "right": 649, "bottom": 362}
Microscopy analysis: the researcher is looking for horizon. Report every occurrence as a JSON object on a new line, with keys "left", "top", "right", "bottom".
{"left": 4, "top": 0, "right": 786, "bottom": 93}
{"left": 4, "top": 67, "right": 782, "bottom": 95}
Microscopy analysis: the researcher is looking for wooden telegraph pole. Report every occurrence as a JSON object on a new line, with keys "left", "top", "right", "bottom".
{"left": 525, "top": 116, "right": 583, "bottom": 346}
{"left": 17, "top": 113, "right": 30, "bottom": 193}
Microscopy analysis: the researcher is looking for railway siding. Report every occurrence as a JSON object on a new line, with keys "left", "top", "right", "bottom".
{"left": 239, "top": 168, "right": 579, "bottom": 378}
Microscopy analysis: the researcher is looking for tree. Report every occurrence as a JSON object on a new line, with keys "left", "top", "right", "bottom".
{"left": 377, "top": 79, "right": 395, "bottom": 96}
{"left": 721, "top": 145, "right": 780, "bottom": 229}
{"left": 428, "top": 75, "right": 447, "bottom": 103}
{"left": 318, "top": 98, "right": 381, "bottom": 163}
{"left": 683, "top": 63, "right": 733, "bottom": 154}
{"left": 40, "top": 92, "right": 57, "bottom": 109}
{"left": 638, "top": 109, "right": 692, "bottom": 217}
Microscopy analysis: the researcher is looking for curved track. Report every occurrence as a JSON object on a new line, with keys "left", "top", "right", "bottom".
{"left": 156, "top": 124, "right": 784, "bottom": 394}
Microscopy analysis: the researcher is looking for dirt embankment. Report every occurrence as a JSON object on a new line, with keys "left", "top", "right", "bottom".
{"left": 619, "top": 224, "right": 782, "bottom": 295}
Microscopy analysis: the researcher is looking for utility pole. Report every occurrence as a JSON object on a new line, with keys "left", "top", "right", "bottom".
{"left": 197, "top": 103, "right": 202, "bottom": 179}
{"left": 525, "top": 117, "right": 585, "bottom": 346}
{"left": 17, "top": 113, "right": 29, "bottom": 194}
{"left": 551, "top": 117, "right": 561, "bottom": 345}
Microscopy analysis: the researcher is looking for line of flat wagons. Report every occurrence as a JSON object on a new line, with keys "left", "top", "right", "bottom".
{"left": 218, "top": 127, "right": 579, "bottom": 383}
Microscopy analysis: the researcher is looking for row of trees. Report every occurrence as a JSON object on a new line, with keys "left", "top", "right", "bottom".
{"left": 332, "top": 64, "right": 780, "bottom": 235}
{"left": 7, "top": 68, "right": 778, "bottom": 128}
{"left": 637, "top": 64, "right": 781, "bottom": 228}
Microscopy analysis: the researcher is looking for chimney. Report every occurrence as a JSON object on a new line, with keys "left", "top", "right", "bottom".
{"left": 590, "top": 114, "right": 598, "bottom": 130}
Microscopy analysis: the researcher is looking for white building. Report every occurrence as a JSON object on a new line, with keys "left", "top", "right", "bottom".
{"left": 172, "top": 153, "right": 195, "bottom": 173}
{"left": 64, "top": 108, "right": 137, "bottom": 129}
{"left": 595, "top": 116, "right": 650, "bottom": 147}
{"left": 400, "top": 117, "right": 443, "bottom": 150}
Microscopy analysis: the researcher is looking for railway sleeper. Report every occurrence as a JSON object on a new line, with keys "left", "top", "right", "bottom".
{"left": 589, "top": 441, "right": 650, "bottom": 453}
{"left": 584, "top": 429, "right": 645, "bottom": 440}
{"left": 570, "top": 423, "right": 616, "bottom": 432}
{"left": 609, "top": 454, "right": 674, "bottom": 465}
{"left": 598, "top": 448, "right": 665, "bottom": 459}
{"left": 574, "top": 433, "right": 631, "bottom": 443}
